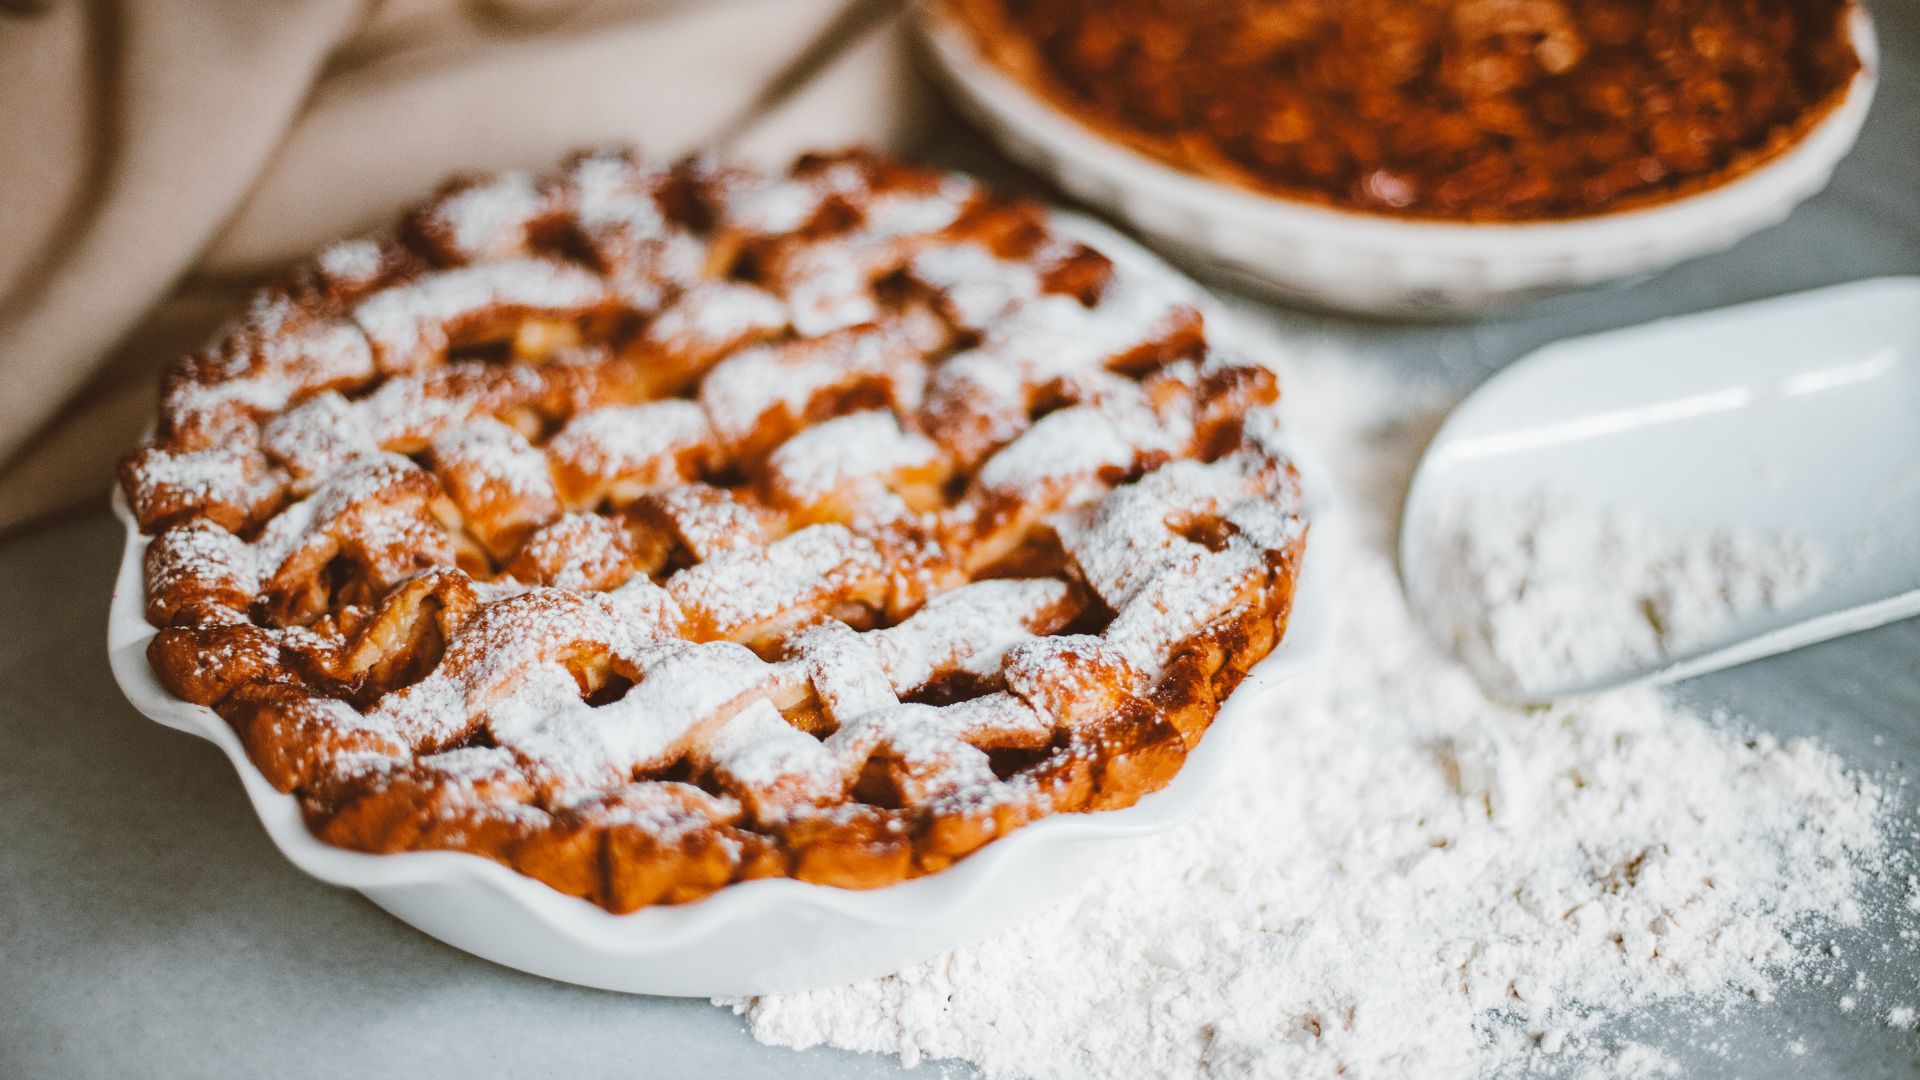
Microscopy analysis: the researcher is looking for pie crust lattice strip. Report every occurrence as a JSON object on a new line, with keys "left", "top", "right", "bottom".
{"left": 120, "top": 148, "right": 1309, "bottom": 912}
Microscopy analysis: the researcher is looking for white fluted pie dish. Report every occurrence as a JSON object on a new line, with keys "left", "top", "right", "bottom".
{"left": 104, "top": 214, "right": 1331, "bottom": 997}
{"left": 915, "top": 2, "right": 1880, "bottom": 317}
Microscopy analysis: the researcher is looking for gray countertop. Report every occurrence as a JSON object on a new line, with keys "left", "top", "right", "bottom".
{"left": 3, "top": 4, "right": 1917, "bottom": 1076}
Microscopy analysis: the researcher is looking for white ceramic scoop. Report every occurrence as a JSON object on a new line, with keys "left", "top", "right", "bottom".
{"left": 1401, "top": 278, "right": 1920, "bottom": 703}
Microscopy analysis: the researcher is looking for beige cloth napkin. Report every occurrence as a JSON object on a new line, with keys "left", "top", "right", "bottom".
{"left": 0, "top": 0, "right": 932, "bottom": 536}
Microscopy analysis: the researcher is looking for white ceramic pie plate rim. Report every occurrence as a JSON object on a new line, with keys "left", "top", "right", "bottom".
{"left": 103, "top": 214, "right": 1332, "bottom": 995}
{"left": 107, "top": 513, "right": 1328, "bottom": 986}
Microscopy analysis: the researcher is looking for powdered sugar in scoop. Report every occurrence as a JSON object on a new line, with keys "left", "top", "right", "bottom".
{"left": 1414, "top": 489, "right": 1826, "bottom": 698}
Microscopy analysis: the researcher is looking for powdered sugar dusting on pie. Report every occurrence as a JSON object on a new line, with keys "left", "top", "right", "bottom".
{"left": 120, "top": 149, "right": 1307, "bottom": 911}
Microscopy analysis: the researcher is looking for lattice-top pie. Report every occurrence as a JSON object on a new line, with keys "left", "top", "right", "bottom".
{"left": 120, "top": 149, "right": 1307, "bottom": 912}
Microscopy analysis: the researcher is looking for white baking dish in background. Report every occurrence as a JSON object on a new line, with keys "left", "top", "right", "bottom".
{"left": 915, "top": 2, "right": 1880, "bottom": 318}
{"left": 104, "top": 215, "right": 1332, "bottom": 998}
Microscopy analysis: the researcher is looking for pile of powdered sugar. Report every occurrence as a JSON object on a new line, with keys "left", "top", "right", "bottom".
{"left": 1412, "top": 489, "right": 1827, "bottom": 698}
{"left": 721, "top": 327, "right": 1893, "bottom": 1079}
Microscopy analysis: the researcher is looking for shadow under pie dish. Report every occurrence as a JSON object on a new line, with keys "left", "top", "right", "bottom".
{"left": 919, "top": 0, "right": 1879, "bottom": 315}
{"left": 108, "top": 148, "right": 1326, "bottom": 993}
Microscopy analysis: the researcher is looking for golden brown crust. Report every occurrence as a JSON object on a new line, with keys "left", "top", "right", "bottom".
{"left": 121, "top": 147, "right": 1308, "bottom": 911}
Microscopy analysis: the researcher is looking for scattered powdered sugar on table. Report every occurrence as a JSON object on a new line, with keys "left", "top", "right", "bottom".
{"left": 1413, "top": 489, "right": 1827, "bottom": 698}
{"left": 722, "top": 329, "right": 1891, "bottom": 1079}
